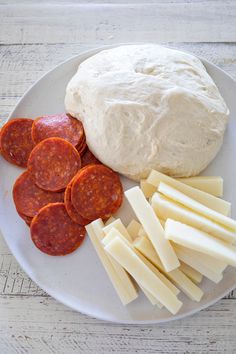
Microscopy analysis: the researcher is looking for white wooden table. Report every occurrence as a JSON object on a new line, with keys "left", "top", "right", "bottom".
{"left": 1, "top": 1, "right": 236, "bottom": 353}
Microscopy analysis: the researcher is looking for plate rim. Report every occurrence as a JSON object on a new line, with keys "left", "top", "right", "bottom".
{"left": 1, "top": 43, "right": 236, "bottom": 324}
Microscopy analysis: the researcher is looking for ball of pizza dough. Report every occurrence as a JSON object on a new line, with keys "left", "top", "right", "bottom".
{"left": 65, "top": 44, "right": 229, "bottom": 180}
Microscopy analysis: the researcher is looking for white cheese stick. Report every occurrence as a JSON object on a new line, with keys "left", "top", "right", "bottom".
{"left": 90, "top": 219, "right": 138, "bottom": 300}
{"left": 136, "top": 250, "right": 180, "bottom": 296}
{"left": 102, "top": 228, "right": 163, "bottom": 307}
{"left": 133, "top": 236, "right": 203, "bottom": 301}
{"left": 173, "top": 244, "right": 223, "bottom": 283}
{"left": 165, "top": 219, "right": 236, "bottom": 267}
{"left": 140, "top": 179, "right": 157, "bottom": 198}
{"left": 138, "top": 228, "right": 148, "bottom": 238}
{"left": 142, "top": 176, "right": 223, "bottom": 199}
{"left": 176, "top": 176, "right": 223, "bottom": 197}
{"left": 104, "top": 237, "right": 183, "bottom": 314}
{"left": 158, "top": 182, "right": 236, "bottom": 232}
{"left": 147, "top": 170, "right": 231, "bottom": 216}
{"left": 104, "top": 216, "right": 116, "bottom": 226}
{"left": 86, "top": 224, "right": 138, "bottom": 305}
{"left": 173, "top": 243, "right": 227, "bottom": 274}
{"left": 125, "top": 187, "right": 180, "bottom": 272}
{"left": 103, "top": 219, "right": 132, "bottom": 242}
{"left": 151, "top": 192, "right": 236, "bottom": 243}
{"left": 126, "top": 220, "right": 142, "bottom": 241}
{"left": 135, "top": 228, "right": 224, "bottom": 277}
{"left": 102, "top": 229, "right": 179, "bottom": 296}
{"left": 179, "top": 262, "right": 203, "bottom": 284}
{"left": 140, "top": 285, "right": 163, "bottom": 307}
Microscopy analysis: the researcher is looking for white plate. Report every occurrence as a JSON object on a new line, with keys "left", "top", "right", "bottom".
{"left": 1, "top": 45, "right": 236, "bottom": 324}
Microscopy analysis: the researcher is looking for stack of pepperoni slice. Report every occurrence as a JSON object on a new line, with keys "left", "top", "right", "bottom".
{"left": 0, "top": 114, "right": 123, "bottom": 256}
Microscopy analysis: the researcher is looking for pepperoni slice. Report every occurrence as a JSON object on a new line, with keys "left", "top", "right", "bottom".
{"left": 13, "top": 171, "right": 64, "bottom": 217}
{"left": 64, "top": 179, "right": 90, "bottom": 225}
{"left": 28, "top": 137, "right": 81, "bottom": 191}
{"left": 71, "top": 164, "right": 123, "bottom": 220}
{"left": 76, "top": 137, "right": 87, "bottom": 156}
{"left": 81, "top": 148, "right": 101, "bottom": 167}
{"left": 18, "top": 211, "right": 33, "bottom": 226}
{"left": 32, "top": 113, "right": 85, "bottom": 147}
{"left": 30, "top": 203, "right": 86, "bottom": 256}
{"left": 0, "top": 118, "right": 34, "bottom": 167}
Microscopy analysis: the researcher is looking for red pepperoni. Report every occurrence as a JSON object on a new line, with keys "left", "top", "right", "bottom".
{"left": 28, "top": 137, "right": 81, "bottom": 192}
{"left": 64, "top": 179, "right": 90, "bottom": 225}
{"left": 18, "top": 212, "right": 33, "bottom": 226}
{"left": 13, "top": 171, "right": 64, "bottom": 217}
{"left": 0, "top": 118, "right": 34, "bottom": 167}
{"left": 30, "top": 203, "right": 86, "bottom": 256}
{"left": 76, "top": 137, "right": 87, "bottom": 156}
{"left": 71, "top": 164, "right": 123, "bottom": 220}
{"left": 81, "top": 148, "right": 101, "bottom": 167}
{"left": 32, "top": 113, "right": 85, "bottom": 147}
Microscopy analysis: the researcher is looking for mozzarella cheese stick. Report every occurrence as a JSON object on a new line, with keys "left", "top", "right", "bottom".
{"left": 90, "top": 219, "right": 138, "bottom": 300}
{"left": 151, "top": 192, "right": 236, "bottom": 243}
{"left": 158, "top": 182, "right": 236, "bottom": 232}
{"left": 102, "top": 227, "right": 164, "bottom": 307}
{"left": 104, "top": 223, "right": 163, "bottom": 307}
{"left": 140, "top": 285, "right": 163, "bottom": 307}
{"left": 173, "top": 243, "right": 227, "bottom": 274}
{"left": 176, "top": 176, "right": 223, "bottom": 197}
{"left": 102, "top": 229, "right": 179, "bottom": 296}
{"left": 136, "top": 249, "right": 180, "bottom": 296}
{"left": 142, "top": 175, "right": 223, "bottom": 199}
{"left": 173, "top": 244, "right": 223, "bottom": 283}
{"left": 103, "top": 219, "right": 132, "bottom": 242}
{"left": 86, "top": 224, "right": 138, "bottom": 305}
{"left": 125, "top": 187, "right": 180, "bottom": 272}
{"left": 179, "top": 262, "right": 203, "bottom": 284}
{"left": 105, "top": 216, "right": 116, "bottom": 226}
{"left": 133, "top": 236, "right": 203, "bottom": 301}
{"left": 140, "top": 179, "right": 157, "bottom": 198}
{"left": 134, "top": 231, "right": 223, "bottom": 283}
{"left": 104, "top": 237, "right": 183, "bottom": 314}
{"left": 165, "top": 219, "right": 236, "bottom": 267}
{"left": 126, "top": 220, "right": 142, "bottom": 240}
{"left": 147, "top": 170, "right": 231, "bottom": 216}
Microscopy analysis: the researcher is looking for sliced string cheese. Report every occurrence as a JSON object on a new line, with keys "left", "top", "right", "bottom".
{"left": 140, "top": 285, "right": 163, "bottom": 307}
{"left": 125, "top": 186, "right": 180, "bottom": 272}
{"left": 103, "top": 218, "right": 132, "bottom": 242}
{"left": 102, "top": 226, "right": 163, "bottom": 306}
{"left": 147, "top": 170, "right": 231, "bottom": 216}
{"left": 104, "top": 216, "right": 116, "bottom": 226}
{"left": 104, "top": 236, "right": 183, "bottom": 314}
{"left": 140, "top": 179, "right": 157, "bottom": 198}
{"left": 165, "top": 219, "right": 236, "bottom": 267}
{"left": 173, "top": 244, "right": 223, "bottom": 283}
{"left": 176, "top": 176, "right": 223, "bottom": 197}
{"left": 90, "top": 219, "right": 138, "bottom": 300}
{"left": 126, "top": 219, "right": 142, "bottom": 241}
{"left": 179, "top": 262, "right": 203, "bottom": 284}
{"left": 151, "top": 192, "right": 236, "bottom": 243}
{"left": 173, "top": 244, "right": 227, "bottom": 274}
{"left": 86, "top": 223, "right": 138, "bottom": 305}
{"left": 102, "top": 228, "right": 179, "bottom": 296}
{"left": 133, "top": 236, "right": 203, "bottom": 301}
{"left": 158, "top": 182, "right": 236, "bottom": 232}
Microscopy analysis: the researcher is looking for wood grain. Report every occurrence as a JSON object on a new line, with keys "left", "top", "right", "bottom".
{"left": 1, "top": 1, "right": 236, "bottom": 353}
{"left": 0, "top": 296, "right": 236, "bottom": 353}
{"left": 1, "top": 2, "right": 236, "bottom": 44}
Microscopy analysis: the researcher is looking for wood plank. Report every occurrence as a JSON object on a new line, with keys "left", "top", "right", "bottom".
{"left": 0, "top": 296, "right": 236, "bottom": 353}
{"left": 0, "top": 2, "right": 236, "bottom": 44}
